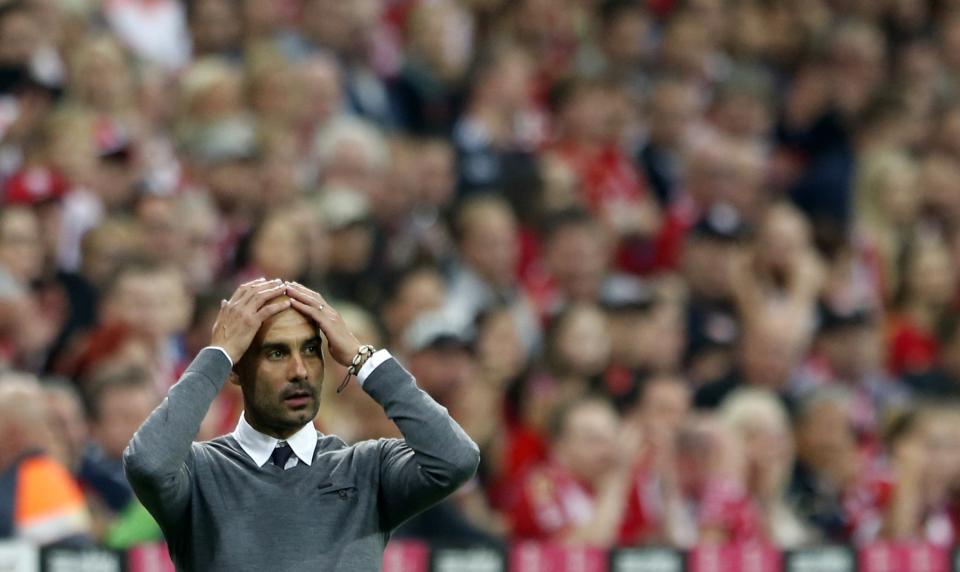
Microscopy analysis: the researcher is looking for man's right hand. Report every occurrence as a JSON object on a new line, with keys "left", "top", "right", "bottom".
{"left": 210, "top": 278, "right": 290, "bottom": 364}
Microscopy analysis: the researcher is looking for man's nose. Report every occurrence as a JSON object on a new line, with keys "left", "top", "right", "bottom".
{"left": 289, "top": 353, "right": 309, "bottom": 380}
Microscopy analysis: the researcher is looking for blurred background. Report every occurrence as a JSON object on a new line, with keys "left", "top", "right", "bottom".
{"left": 2, "top": 0, "right": 960, "bottom": 564}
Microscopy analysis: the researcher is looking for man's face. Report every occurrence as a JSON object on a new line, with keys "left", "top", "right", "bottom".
{"left": 461, "top": 206, "right": 519, "bottom": 288}
{"left": 190, "top": 0, "right": 242, "bottom": 55}
{"left": 546, "top": 225, "right": 607, "bottom": 301}
{"left": 407, "top": 345, "right": 474, "bottom": 407}
{"left": 235, "top": 308, "right": 325, "bottom": 437}
{"left": 556, "top": 402, "right": 619, "bottom": 485}
{"left": 94, "top": 385, "right": 159, "bottom": 460}
{"left": 108, "top": 269, "right": 190, "bottom": 341}
{"left": 0, "top": 207, "right": 42, "bottom": 283}
{"left": 682, "top": 238, "right": 741, "bottom": 299}
{"left": 0, "top": 9, "right": 38, "bottom": 65}
{"left": 796, "top": 400, "right": 856, "bottom": 478}
{"left": 639, "top": 378, "right": 691, "bottom": 437}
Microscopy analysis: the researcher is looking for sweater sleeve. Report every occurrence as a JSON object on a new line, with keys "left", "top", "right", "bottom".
{"left": 122, "top": 348, "right": 232, "bottom": 529}
{"left": 362, "top": 357, "right": 480, "bottom": 531}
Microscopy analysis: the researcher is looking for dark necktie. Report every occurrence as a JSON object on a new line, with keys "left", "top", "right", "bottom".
{"left": 270, "top": 442, "right": 294, "bottom": 469}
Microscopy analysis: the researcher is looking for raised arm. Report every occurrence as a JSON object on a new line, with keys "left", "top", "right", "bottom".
{"left": 123, "top": 279, "right": 290, "bottom": 527}
{"left": 285, "top": 283, "right": 480, "bottom": 531}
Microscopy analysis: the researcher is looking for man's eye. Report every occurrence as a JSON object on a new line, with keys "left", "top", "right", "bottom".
{"left": 267, "top": 350, "right": 284, "bottom": 359}
{"left": 303, "top": 345, "right": 319, "bottom": 356}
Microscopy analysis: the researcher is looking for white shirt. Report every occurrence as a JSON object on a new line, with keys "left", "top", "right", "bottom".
{"left": 213, "top": 346, "right": 392, "bottom": 470}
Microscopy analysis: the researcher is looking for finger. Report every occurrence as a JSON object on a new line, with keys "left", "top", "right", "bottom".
{"left": 239, "top": 277, "right": 268, "bottom": 288}
{"left": 286, "top": 282, "right": 329, "bottom": 307}
{"left": 242, "top": 282, "right": 287, "bottom": 309}
{"left": 229, "top": 283, "right": 261, "bottom": 304}
{"left": 255, "top": 298, "right": 292, "bottom": 321}
{"left": 289, "top": 298, "right": 326, "bottom": 322}
{"left": 237, "top": 279, "right": 284, "bottom": 304}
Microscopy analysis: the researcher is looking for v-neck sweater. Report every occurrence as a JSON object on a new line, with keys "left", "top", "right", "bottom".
{"left": 123, "top": 348, "right": 479, "bottom": 571}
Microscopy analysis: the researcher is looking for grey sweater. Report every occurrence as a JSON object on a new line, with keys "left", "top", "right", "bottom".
{"left": 123, "top": 348, "right": 480, "bottom": 571}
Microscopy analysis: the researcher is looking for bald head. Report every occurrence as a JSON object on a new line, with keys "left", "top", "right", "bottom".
{"left": 0, "top": 373, "right": 52, "bottom": 469}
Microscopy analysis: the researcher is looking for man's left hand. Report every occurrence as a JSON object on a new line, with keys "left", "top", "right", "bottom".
{"left": 284, "top": 282, "right": 362, "bottom": 367}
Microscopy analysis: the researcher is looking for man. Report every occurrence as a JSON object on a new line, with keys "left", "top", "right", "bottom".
{"left": 0, "top": 373, "right": 91, "bottom": 545}
{"left": 509, "top": 397, "right": 650, "bottom": 547}
{"left": 445, "top": 195, "right": 540, "bottom": 356}
{"left": 86, "top": 367, "right": 161, "bottom": 514}
{"left": 124, "top": 278, "right": 479, "bottom": 571}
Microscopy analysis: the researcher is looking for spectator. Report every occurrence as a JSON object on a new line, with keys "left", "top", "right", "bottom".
{"left": 509, "top": 397, "right": 648, "bottom": 546}
{"left": 453, "top": 44, "right": 542, "bottom": 192}
{"left": 0, "top": 205, "right": 58, "bottom": 368}
{"left": 882, "top": 406, "right": 960, "bottom": 546}
{"left": 380, "top": 263, "right": 447, "bottom": 351}
{"left": 526, "top": 208, "right": 611, "bottom": 318}
{"left": 445, "top": 194, "right": 540, "bottom": 356}
{"left": 5, "top": 0, "right": 960, "bottom": 555}
{"left": 669, "top": 390, "right": 811, "bottom": 547}
{"left": 636, "top": 77, "right": 700, "bottom": 206}
{"left": 314, "top": 186, "right": 381, "bottom": 308}
{"left": 90, "top": 260, "right": 192, "bottom": 388}
{"left": 795, "top": 303, "right": 908, "bottom": 445}
{"left": 853, "top": 149, "right": 922, "bottom": 304}
{"left": 81, "top": 366, "right": 162, "bottom": 546}
{"left": 904, "top": 315, "right": 960, "bottom": 399}
{"left": 733, "top": 203, "right": 824, "bottom": 351}
{"left": 887, "top": 233, "right": 957, "bottom": 376}
{"left": 549, "top": 76, "right": 661, "bottom": 273}
{"left": 714, "top": 389, "right": 813, "bottom": 547}
{"left": 789, "top": 388, "right": 889, "bottom": 544}
{"left": 391, "top": 310, "right": 500, "bottom": 545}
{"left": 184, "top": 0, "right": 243, "bottom": 60}
{"left": 681, "top": 205, "right": 749, "bottom": 385}
{"left": 602, "top": 280, "right": 685, "bottom": 409}
{"left": 300, "top": 0, "right": 395, "bottom": 126}
{"left": 511, "top": 302, "right": 612, "bottom": 481}
{"left": 694, "top": 311, "right": 808, "bottom": 410}
{"left": 390, "top": 0, "right": 472, "bottom": 136}
{"left": 0, "top": 372, "right": 91, "bottom": 545}
{"left": 578, "top": 0, "right": 654, "bottom": 97}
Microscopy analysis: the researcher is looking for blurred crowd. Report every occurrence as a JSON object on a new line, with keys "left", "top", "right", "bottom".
{"left": 2, "top": 0, "right": 960, "bottom": 553}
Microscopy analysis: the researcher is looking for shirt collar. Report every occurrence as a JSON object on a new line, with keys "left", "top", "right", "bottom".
{"left": 232, "top": 413, "right": 318, "bottom": 467}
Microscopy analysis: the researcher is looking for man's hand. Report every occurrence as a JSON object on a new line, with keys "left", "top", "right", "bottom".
{"left": 210, "top": 278, "right": 290, "bottom": 363}
{"left": 285, "top": 282, "right": 361, "bottom": 367}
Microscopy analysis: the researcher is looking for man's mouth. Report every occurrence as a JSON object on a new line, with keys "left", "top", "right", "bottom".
{"left": 282, "top": 389, "right": 313, "bottom": 408}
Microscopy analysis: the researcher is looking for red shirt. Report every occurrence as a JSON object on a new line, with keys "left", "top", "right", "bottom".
{"left": 509, "top": 462, "right": 656, "bottom": 546}
{"left": 551, "top": 141, "right": 646, "bottom": 214}
{"left": 696, "top": 478, "right": 765, "bottom": 543}
{"left": 887, "top": 315, "right": 939, "bottom": 375}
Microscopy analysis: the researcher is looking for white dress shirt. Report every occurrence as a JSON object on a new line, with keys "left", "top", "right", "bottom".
{"left": 217, "top": 347, "right": 392, "bottom": 470}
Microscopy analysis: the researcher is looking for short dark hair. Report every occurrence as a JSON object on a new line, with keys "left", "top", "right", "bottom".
{"left": 599, "top": 0, "right": 645, "bottom": 29}
{"left": 102, "top": 258, "right": 182, "bottom": 301}
{"left": 546, "top": 396, "right": 615, "bottom": 442}
{"left": 84, "top": 366, "right": 155, "bottom": 422}
{"left": 540, "top": 208, "right": 598, "bottom": 242}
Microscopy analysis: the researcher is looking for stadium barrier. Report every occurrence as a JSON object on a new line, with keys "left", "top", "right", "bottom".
{"left": 0, "top": 539, "right": 955, "bottom": 571}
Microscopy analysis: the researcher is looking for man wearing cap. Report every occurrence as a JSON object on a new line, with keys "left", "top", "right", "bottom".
{"left": 124, "top": 279, "right": 480, "bottom": 571}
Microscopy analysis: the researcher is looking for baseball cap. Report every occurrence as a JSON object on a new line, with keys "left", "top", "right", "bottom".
{"left": 180, "top": 116, "right": 261, "bottom": 164}
{"left": 316, "top": 187, "right": 373, "bottom": 231}
{"left": 599, "top": 276, "right": 658, "bottom": 312}
{"left": 690, "top": 203, "right": 750, "bottom": 242}
{"left": 403, "top": 311, "right": 474, "bottom": 354}
{"left": 3, "top": 167, "right": 67, "bottom": 205}
{"left": 94, "top": 118, "right": 133, "bottom": 162}
{"left": 817, "top": 302, "right": 876, "bottom": 334}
